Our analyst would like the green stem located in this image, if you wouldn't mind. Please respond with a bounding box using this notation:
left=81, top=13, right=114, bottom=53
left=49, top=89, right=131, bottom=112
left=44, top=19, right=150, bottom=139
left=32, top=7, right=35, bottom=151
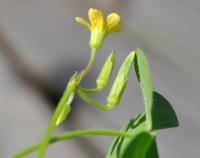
left=77, top=48, right=97, bottom=83
left=76, top=87, right=114, bottom=111
left=12, top=129, right=132, bottom=158
left=78, top=86, right=103, bottom=94
left=36, top=86, right=74, bottom=158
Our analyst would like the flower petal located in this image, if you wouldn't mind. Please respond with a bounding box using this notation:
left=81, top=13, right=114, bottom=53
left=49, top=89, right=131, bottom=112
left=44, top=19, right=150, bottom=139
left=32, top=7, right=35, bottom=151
left=75, top=17, right=91, bottom=30
left=107, top=13, right=123, bottom=33
left=88, top=8, right=105, bottom=31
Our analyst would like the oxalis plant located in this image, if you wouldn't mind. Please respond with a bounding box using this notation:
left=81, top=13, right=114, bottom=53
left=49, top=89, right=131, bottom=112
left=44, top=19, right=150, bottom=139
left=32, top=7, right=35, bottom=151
left=12, top=8, right=179, bottom=158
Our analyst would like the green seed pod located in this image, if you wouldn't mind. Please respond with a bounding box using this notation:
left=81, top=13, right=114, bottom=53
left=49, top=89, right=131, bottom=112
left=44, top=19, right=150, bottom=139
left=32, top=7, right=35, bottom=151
left=96, top=51, right=115, bottom=89
left=107, top=51, right=135, bottom=106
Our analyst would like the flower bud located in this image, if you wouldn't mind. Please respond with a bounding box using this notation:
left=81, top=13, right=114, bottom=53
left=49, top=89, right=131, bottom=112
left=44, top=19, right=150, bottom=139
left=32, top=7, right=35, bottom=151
left=56, top=92, right=75, bottom=126
left=107, top=73, right=127, bottom=106
left=107, top=51, right=135, bottom=106
left=96, top=51, right=115, bottom=88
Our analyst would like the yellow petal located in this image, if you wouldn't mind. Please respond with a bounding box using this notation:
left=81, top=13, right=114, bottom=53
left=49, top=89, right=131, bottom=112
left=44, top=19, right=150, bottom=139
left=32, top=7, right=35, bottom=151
left=75, top=17, right=91, bottom=30
left=107, top=13, right=123, bottom=33
left=88, top=8, right=105, bottom=31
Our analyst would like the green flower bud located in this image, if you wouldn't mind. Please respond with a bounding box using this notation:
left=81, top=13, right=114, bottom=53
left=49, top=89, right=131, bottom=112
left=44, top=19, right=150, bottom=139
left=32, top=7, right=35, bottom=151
left=107, top=73, right=127, bottom=106
left=56, top=103, right=71, bottom=126
left=96, top=51, right=115, bottom=88
left=107, top=51, right=135, bottom=106
left=56, top=92, right=75, bottom=126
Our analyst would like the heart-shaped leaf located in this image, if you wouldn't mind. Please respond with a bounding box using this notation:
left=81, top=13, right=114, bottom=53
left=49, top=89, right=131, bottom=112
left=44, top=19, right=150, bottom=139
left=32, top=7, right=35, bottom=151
left=152, top=91, right=179, bottom=130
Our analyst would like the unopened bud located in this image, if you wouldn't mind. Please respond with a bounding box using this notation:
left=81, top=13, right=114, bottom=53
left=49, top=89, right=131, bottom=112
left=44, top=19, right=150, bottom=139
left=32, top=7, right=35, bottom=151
left=56, top=92, right=75, bottom=126
left=96, top=51, right=115, bottom=88
left=107, top=51, right=135, bottom=106
left=107, top=73, right=127, bottom=106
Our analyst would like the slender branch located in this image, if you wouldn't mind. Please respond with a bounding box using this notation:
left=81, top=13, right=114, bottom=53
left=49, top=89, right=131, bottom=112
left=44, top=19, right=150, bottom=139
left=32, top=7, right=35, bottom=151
left=78, top=86, right=103, bottom=94
left=12, top=129, right=132, bottom=158
left=76, top=87, right=115, bottom=111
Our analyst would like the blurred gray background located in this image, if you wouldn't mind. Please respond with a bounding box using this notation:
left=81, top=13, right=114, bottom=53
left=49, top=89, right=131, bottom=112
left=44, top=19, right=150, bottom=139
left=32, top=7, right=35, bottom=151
left=0, top=0, right=199, bottom=157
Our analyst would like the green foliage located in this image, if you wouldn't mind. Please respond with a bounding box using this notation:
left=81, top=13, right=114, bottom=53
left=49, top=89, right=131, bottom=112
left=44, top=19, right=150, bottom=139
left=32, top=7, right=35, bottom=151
left=151, top=91, right=179, bottom=130
left=146, top=140, right=159, bottom=158
left=134, top=48, right=153, bottom=130
left=106, top=91, right=179, bottom=158
left=106, top=114, right=159, bottom=158
left=121, top=132, right=154, bottom=158
left=106, top=114, right=148, bottom=158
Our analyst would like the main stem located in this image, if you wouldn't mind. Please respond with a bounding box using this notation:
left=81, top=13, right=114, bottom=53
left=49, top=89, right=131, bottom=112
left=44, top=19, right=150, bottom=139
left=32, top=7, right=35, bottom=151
left=12, top=129, right=131, bottom=158
left=36, top=48, right=97, bottom=158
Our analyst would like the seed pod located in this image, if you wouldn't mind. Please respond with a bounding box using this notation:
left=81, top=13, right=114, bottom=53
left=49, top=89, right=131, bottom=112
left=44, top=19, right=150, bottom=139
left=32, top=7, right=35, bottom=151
left=96, top=51, right=115, bottom=89
left=107, top=51, right=135, bottom=106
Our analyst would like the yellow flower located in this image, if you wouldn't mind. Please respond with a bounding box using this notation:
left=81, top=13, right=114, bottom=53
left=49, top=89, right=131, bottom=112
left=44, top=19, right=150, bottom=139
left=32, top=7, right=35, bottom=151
left=75, top=8, right=123, bottom=49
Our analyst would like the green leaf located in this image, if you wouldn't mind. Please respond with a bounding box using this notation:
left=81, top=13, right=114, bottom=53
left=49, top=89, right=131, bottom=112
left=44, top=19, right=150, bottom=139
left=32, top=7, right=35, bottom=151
left=134, top=48, right=179, bottom=130
left=106, top=91, right=179, bottom=157
left=121, top=132, right=154, bottom=158
left=152, top=91, right=179, bottom=130
left=146, top=140, right=159, bottom=158
left=107, top=114, right=148, bottom=158
left=106, top=114, right=159, bottom=158
left=134, top=48, right=153, bottom=130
